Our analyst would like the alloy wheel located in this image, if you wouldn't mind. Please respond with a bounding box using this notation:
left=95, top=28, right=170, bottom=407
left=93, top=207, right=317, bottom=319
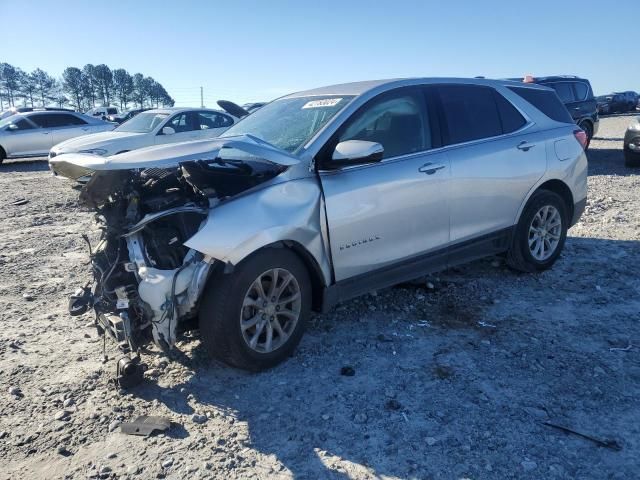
left=240, top=268, right=301, bottom=353
left=528, top=205, right=562, bottom=261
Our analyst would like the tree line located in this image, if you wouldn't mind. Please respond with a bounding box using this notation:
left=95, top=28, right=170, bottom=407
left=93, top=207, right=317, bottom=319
left=0, top=62, right=174, bottom=112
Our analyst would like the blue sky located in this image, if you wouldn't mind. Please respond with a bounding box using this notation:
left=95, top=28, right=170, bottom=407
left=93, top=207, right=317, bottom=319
left=1, top=0, right=637, bottom=105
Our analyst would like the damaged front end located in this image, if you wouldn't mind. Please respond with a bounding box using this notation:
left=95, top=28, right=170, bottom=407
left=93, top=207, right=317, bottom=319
left=63, top=140, right=289, bottom=358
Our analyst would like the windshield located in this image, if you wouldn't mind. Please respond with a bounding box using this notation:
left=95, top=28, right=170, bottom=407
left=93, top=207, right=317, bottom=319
left=116, top=112, right=169, bottom=133
left=220, top=95, right=355, bottom=153
left=0, top=115, right=22, bottom=128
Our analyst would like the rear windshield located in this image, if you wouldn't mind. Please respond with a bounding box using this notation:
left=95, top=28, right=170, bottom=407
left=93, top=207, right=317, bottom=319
left=507, top=87, right=573, bottom=124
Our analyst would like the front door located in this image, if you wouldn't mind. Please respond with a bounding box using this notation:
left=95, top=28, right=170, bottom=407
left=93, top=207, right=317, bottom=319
left=319, top=87, right=450, bottom=282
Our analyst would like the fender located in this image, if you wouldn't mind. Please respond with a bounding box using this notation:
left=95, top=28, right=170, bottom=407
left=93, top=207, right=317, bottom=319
left=184, top=177, right=332, bottom=285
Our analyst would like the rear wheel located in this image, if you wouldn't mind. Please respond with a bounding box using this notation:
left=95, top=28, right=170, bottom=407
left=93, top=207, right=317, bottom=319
left=579, top=121, right=593, bottom=150
left=0, top=147, right=5, bottom=165
left=507, top=190, right=568, bottom=272
left=199, top=248, right=311, bottom=371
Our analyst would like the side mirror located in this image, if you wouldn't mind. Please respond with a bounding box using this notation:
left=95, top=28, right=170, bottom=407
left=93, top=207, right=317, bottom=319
left=329, top=140, right=384, bottom=168
left=7, top=124, right=19, bottom=131
left=162, top=126, right=175, bottom=135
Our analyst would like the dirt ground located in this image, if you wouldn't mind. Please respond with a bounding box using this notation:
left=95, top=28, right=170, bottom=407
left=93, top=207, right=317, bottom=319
left=1, top=115, right=639, bottom=480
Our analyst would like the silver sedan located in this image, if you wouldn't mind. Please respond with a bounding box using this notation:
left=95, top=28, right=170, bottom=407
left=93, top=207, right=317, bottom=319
left=0, top=111, right=114, bottom=164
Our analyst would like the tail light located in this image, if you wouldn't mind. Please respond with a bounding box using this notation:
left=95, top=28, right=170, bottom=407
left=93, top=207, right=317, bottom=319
left=574, top=129, right=588, bottom=150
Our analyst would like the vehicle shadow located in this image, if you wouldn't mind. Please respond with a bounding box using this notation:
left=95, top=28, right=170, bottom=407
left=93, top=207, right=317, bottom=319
left=587, top=148, right=638, bottom=176
left=126, top=236, right=640, bottom=479
left=0, top=157, right=49, bottom=173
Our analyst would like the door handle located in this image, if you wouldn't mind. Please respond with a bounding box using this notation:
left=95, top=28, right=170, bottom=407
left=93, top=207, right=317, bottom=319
left=517, top=141, right=535, bottom=151
left=418, top=162, right=445, bottom=175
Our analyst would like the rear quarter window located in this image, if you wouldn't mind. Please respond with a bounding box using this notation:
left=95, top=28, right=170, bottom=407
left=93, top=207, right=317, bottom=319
left=507, top=87, right=574, bottom=124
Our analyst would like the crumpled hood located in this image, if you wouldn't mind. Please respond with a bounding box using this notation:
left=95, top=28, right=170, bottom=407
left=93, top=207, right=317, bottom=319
left=49, top=135, right=299, bottom=180
left=52, top=130, right=142, bottom=152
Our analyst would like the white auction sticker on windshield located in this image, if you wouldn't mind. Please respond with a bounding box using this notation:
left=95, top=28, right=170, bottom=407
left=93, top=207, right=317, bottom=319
left=302, top=98, right=343, bottom=109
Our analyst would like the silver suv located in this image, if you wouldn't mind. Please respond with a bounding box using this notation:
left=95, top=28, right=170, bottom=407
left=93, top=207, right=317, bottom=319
left=52, top=78, right=587, bottom=377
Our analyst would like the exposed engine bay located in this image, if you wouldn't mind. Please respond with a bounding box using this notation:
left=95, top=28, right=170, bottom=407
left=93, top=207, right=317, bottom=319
left=71, top=155, right=286, bottom=360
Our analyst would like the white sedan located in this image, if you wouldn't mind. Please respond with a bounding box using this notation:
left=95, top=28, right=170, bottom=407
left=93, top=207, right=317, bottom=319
left=49, top=107, right=238, bottom=160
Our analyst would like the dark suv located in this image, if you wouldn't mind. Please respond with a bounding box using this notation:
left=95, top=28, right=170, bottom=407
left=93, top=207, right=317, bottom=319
left=516, top=76, right=599, bottom=148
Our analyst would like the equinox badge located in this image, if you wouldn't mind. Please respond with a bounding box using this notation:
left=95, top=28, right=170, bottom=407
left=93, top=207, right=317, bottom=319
left=339, top=235, right=381, bottom=251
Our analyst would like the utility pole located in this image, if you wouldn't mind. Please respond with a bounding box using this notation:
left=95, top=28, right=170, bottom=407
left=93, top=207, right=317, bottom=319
left=200, top=86, right=204, bottom=108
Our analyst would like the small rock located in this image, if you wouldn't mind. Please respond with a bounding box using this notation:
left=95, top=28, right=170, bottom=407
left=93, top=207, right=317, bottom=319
left=54, top=410, right=70, bottom=421
left=63, top=398, right=74, bottom=408
left=22, top=293, right=34, bottom=301
left=340, top=366, right=355, bottom=376
left=127, top=465, right=140, bottom=475
left=8, top=386, right=21, bottom=397
left=321, top=414, right=330, bottom=421
left=57, top=446, right=72, bottom=456
left=161, top=458, right=174, bottom=469
left=203, top=461, right=213, bottom=470
left=98, top=466, right=112, bottom=475
left=192, top=414, right=207, bottom=424
left=105, top=452, right=117, bottom=459
left=385, top=399, right=402, bottom=411
left=521, top=460, right=537, bottom=472
left=353, top=413, right=368, bottom=424
left=426, top=437, right=437, bottom=446
left=108, top=420, right=120, bottom=432
left=426, top=281, right=435, bottom=290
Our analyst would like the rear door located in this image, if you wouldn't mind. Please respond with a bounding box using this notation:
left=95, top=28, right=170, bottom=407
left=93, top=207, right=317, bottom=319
left=436, top=84, right=547, bottom=251
left=319, top=86, right=450, bottom=282
left=44, top=113, right=92, bottom=145
left=544, top=82, right=579, bottom=122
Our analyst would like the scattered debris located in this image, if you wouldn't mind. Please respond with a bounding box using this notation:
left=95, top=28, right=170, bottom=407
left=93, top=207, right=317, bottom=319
left=11, top=198, right=28, bottom=206
left=478, top=321, right=496, bottom=328
left=120, top=416, right=171, bottom=436
left=543, top=421, right=622, bottom=451
left=609, top=342, right=633, bottom=352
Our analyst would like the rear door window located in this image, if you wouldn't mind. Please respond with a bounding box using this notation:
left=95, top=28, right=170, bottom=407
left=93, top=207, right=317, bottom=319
left=547, top=82, right=576, bottom=103
left=573, top=82, right=589, bottom=101
left=197, top=111, right=234, bottom=129
left=507, top=87, right=574, bottom=124
left=436, top=85, right=503, bottom=144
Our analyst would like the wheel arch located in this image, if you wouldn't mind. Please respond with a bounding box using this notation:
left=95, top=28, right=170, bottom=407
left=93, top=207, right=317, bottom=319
left=517, top=179, right=574, bottom=226
left=248, top=240, right=328, bottom=313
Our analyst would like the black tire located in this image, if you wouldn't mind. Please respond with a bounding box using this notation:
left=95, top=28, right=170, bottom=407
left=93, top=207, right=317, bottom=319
left=579, top=121, right=593, bottom=150
left=507, top=190, right=568, bottom=273
left=199, top=248, right=311, bottom=371
left=624, top=150, right=640, bottom=168
left=0, top=147, right=5, bottom=165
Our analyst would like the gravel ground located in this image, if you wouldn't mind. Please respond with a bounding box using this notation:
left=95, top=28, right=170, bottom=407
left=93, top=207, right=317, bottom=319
left=0, top=115, right=639, bottom=480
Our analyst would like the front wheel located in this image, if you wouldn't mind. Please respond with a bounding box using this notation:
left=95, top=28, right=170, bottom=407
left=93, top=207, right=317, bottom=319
left=199, top=248, right=311, bottom=371
left=507, top=190, right=568, bottom=273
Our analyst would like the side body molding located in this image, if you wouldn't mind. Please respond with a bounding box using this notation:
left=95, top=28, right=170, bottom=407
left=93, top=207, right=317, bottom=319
left=184, top=177, right=332, bottom=285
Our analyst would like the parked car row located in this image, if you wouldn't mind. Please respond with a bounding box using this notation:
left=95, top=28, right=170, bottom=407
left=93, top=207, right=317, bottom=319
left=49, top=77, right=589, bottom=381
left=596, top=91, right=639, bottom=114
left=49, top=107, right=240, bottom=178
left=0, top=111, right=115, bottom=162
